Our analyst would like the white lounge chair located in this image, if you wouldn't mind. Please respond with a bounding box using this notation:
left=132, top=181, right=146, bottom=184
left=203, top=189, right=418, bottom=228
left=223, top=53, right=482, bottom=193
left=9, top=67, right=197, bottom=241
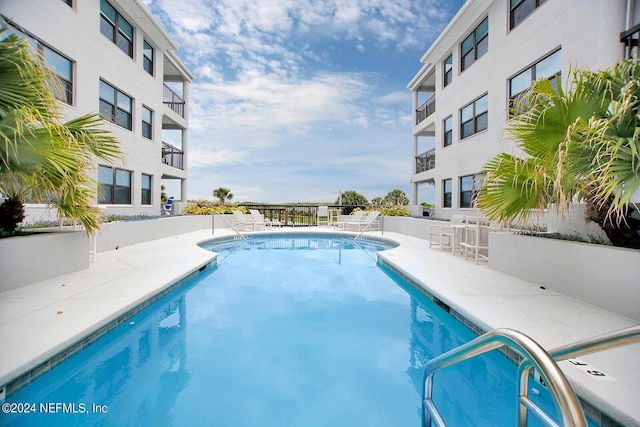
left=249, top=209, right=282, bottom=229
left=349, top=211, right=381, bottom=232
left=232, top=210, right=253, bottom=230
left=317, top=206, right=330, bottom=226
left=334, top=210, right=364, bottom=230
left=429, top=215, right=466, bottom=253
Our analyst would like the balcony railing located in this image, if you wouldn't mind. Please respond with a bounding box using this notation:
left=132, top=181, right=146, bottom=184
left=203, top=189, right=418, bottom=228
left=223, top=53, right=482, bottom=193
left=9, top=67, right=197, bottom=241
left=163, top=84, right=185, bottom=117
left=621, top=22, right=640, bottom=59
left=416, top=148, right=435, bottom=173
left=416, top=93, right=436, bottom=125
left=162, top=142, right=184, bottom=170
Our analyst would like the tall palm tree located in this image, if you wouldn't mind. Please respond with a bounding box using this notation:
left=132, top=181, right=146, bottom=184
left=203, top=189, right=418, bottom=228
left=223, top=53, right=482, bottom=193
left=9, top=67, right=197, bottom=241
left=213, top=187, right=233, bottom=205
left=0, top=25, right=121, bottom=233
left=477, top=60, right=640, bottom=248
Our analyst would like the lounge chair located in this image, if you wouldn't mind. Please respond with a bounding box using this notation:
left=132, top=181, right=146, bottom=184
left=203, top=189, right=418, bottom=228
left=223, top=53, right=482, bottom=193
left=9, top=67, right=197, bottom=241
left=428, top=214, right=466, bottom=253
left=348, top=211, right=380, bottom=232
left=232, top=210, right=253, bottom=230
left=249, top=209, right=282, bottom=229
left=334, top=210, right=364, bottom=230
left=163, top=196, right=174, bottom=215
left=317, top=206, right=330, bottom=226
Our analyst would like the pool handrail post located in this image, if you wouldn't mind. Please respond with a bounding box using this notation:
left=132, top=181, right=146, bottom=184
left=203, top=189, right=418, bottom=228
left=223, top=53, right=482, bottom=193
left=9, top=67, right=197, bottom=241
left=214, top=213, right=247, bottom=240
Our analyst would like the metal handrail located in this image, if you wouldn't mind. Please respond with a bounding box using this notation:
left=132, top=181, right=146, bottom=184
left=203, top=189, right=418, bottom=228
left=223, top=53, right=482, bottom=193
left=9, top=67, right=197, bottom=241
left=214, top=213, right=247, bottom=241
left=422, top=328, right=587, bottom=427
left=354, top=212, right=381, bottom=240
left=549, top=325, right=640, bottom=362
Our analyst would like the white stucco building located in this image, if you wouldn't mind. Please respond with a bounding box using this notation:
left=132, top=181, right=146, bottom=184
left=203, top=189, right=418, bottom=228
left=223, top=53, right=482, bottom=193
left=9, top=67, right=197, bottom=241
left=409, top=0, right=640, bottom=220
left=0, top=0, right=193, bottom=218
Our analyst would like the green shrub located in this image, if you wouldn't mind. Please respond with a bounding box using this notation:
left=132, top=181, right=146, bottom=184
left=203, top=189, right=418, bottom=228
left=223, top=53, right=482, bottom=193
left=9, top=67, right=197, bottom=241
left=184, top=203, right=247, bottom=215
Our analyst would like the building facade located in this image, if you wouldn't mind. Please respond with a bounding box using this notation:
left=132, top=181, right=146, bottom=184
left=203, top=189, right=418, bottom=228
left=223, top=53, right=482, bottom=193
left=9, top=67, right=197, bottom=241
left=1, top=0, right=193, bottom=218
left=409, top=0, right=640, bottom=220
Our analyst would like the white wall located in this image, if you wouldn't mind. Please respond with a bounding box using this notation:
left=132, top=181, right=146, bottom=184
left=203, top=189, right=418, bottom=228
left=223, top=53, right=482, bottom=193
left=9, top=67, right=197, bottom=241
left=0, top=231, right=89, bottom=291
left=489, top=232, right=640, bottom=321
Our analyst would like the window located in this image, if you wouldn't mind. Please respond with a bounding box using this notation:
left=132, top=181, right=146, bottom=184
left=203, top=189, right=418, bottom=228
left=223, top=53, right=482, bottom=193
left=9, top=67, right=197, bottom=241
left=461, top=17, right=488, bottom=72
left=443, top=179, right=452, bottom=208
left=443, top=54, right=453, bottom=87
left=98, top=166, right=132, bottom=204
left=142, top=106, right=153, bottom=139
left=459, top=175, right=479, bottom=208
left=62, top=0, right=72, bottom=6
left=460, top=94, right=488, bottom=139
left=443, top=116, right=453, bottom=147
left=143, top=40, right=154, bottom=75
left=510, top=0, right=546, bottom=29
left=141, top=174, right=152, bottom=205
left=509, top=49, right=561, bottom=115
left=100, top=0, right=134, bottom=57
left=6, top=25, right=73, bottom=104
left=99, top=80, right=133, bottom=130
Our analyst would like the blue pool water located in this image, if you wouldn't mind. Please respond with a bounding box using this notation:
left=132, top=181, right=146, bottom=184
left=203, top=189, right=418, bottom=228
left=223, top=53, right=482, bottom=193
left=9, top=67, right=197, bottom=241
left=3, top=234, right=586, bottom=426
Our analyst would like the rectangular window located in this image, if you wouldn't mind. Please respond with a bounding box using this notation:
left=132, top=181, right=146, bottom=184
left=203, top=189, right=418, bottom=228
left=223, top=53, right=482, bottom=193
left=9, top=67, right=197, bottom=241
left=460, top=94, right=488, bottom=139
left=100, top=0, right=134, bottom=57
left=142, top=106, right=153, bottom=139
left=99, top=80, right=133, bottom=130
left=143, top=40, right=154, bottom=75
left=461, top=17, right=488, bottom=72
left=459, top=175, right=476, bottom=208
left=141, top=174, right=152, bottom=205
left=6, top=24, right=73, bottom=105
left=509, top=49, right=561, bottom=115
left=443, top=116, right=453, bottom=147
left=443, top=179, right=452, bottom=208
left=443, top=54, right=453, bottom=87
left=98, top=166, right=132, bottom=204
left=510, top=0, right=546, bottom=29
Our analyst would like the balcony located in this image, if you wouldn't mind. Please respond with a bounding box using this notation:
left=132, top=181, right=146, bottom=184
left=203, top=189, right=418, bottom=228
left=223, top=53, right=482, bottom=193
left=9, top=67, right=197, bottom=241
left=162, top=142, right=184, bottom=170
left=416, top=148, right=435, bottom=173
left=163, top=84, right=185, bottom=117
left=416, top=93, right=436, bottom=125
left=621, top=22, right=640, bottom=59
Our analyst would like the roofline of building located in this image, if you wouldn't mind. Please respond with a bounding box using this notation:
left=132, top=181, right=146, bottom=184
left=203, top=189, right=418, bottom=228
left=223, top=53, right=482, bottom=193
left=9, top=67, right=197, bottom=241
left=419, top=0, right=489, bottom=65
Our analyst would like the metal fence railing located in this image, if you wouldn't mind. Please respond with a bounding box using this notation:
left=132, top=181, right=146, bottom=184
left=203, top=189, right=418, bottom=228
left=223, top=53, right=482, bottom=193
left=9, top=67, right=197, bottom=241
left=239, top=204, right=367, bottom=227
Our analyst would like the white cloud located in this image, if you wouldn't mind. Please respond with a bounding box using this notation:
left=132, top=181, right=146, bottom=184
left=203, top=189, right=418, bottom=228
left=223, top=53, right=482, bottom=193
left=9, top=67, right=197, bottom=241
left=146, top=0, right=465, bottom=202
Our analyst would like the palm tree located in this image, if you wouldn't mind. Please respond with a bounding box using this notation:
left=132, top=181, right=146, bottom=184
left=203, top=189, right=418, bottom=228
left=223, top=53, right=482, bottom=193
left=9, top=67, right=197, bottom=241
left=0, top=25, right=121, bottom=233
left=477, top=59, right=640, bottom=248
left=384, top=189, right=410, bottom=206
left=213, top=187, right=233, bottom=205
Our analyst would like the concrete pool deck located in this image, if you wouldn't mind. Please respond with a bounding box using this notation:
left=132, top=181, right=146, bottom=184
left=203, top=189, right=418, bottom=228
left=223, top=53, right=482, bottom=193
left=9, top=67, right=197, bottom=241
left=0, top=228, right=638, bottom=426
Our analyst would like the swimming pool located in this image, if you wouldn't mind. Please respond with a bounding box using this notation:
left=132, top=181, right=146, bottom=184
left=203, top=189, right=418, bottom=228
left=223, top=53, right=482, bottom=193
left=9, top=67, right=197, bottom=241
left=2, top=234, right=586, bottom=426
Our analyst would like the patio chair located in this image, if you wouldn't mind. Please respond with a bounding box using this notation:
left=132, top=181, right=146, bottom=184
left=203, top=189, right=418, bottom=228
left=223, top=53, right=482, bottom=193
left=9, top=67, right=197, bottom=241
left=163, top=196, right=174, bottom=215
left=460, top=218, right=504, bottom=264
left=249, top=209, right=283, bottom=229
left=232, top=210, right=253, bottom=230
left=334, top=210, right=364, bottom=230
left=317, top=206, right=330, bottom=226
left=428, top=215, right=466, bottom=253
left=350, top=211, right=381, bottom=232
left=343, top=211, right=380, bottom=231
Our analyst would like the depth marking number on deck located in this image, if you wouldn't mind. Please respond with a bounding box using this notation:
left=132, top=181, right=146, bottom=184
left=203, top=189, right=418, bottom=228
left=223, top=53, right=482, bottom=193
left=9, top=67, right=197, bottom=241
left=567, top=358, right=615, bottom=381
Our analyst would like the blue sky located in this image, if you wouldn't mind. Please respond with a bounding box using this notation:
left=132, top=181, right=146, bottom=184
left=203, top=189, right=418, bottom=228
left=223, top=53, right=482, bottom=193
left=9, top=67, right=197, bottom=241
left=143, top=0, right=465, bottom=203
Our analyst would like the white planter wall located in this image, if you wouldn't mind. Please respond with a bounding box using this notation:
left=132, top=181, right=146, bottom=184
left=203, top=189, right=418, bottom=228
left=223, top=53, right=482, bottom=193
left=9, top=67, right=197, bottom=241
left=0, top=231, right=89, bottom=292
left=489, top=232, right=640, bottom=321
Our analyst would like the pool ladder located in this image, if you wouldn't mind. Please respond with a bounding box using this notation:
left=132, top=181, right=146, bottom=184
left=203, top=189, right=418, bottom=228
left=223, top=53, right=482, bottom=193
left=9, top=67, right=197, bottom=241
left=421, top=325, right=640, bottom=427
